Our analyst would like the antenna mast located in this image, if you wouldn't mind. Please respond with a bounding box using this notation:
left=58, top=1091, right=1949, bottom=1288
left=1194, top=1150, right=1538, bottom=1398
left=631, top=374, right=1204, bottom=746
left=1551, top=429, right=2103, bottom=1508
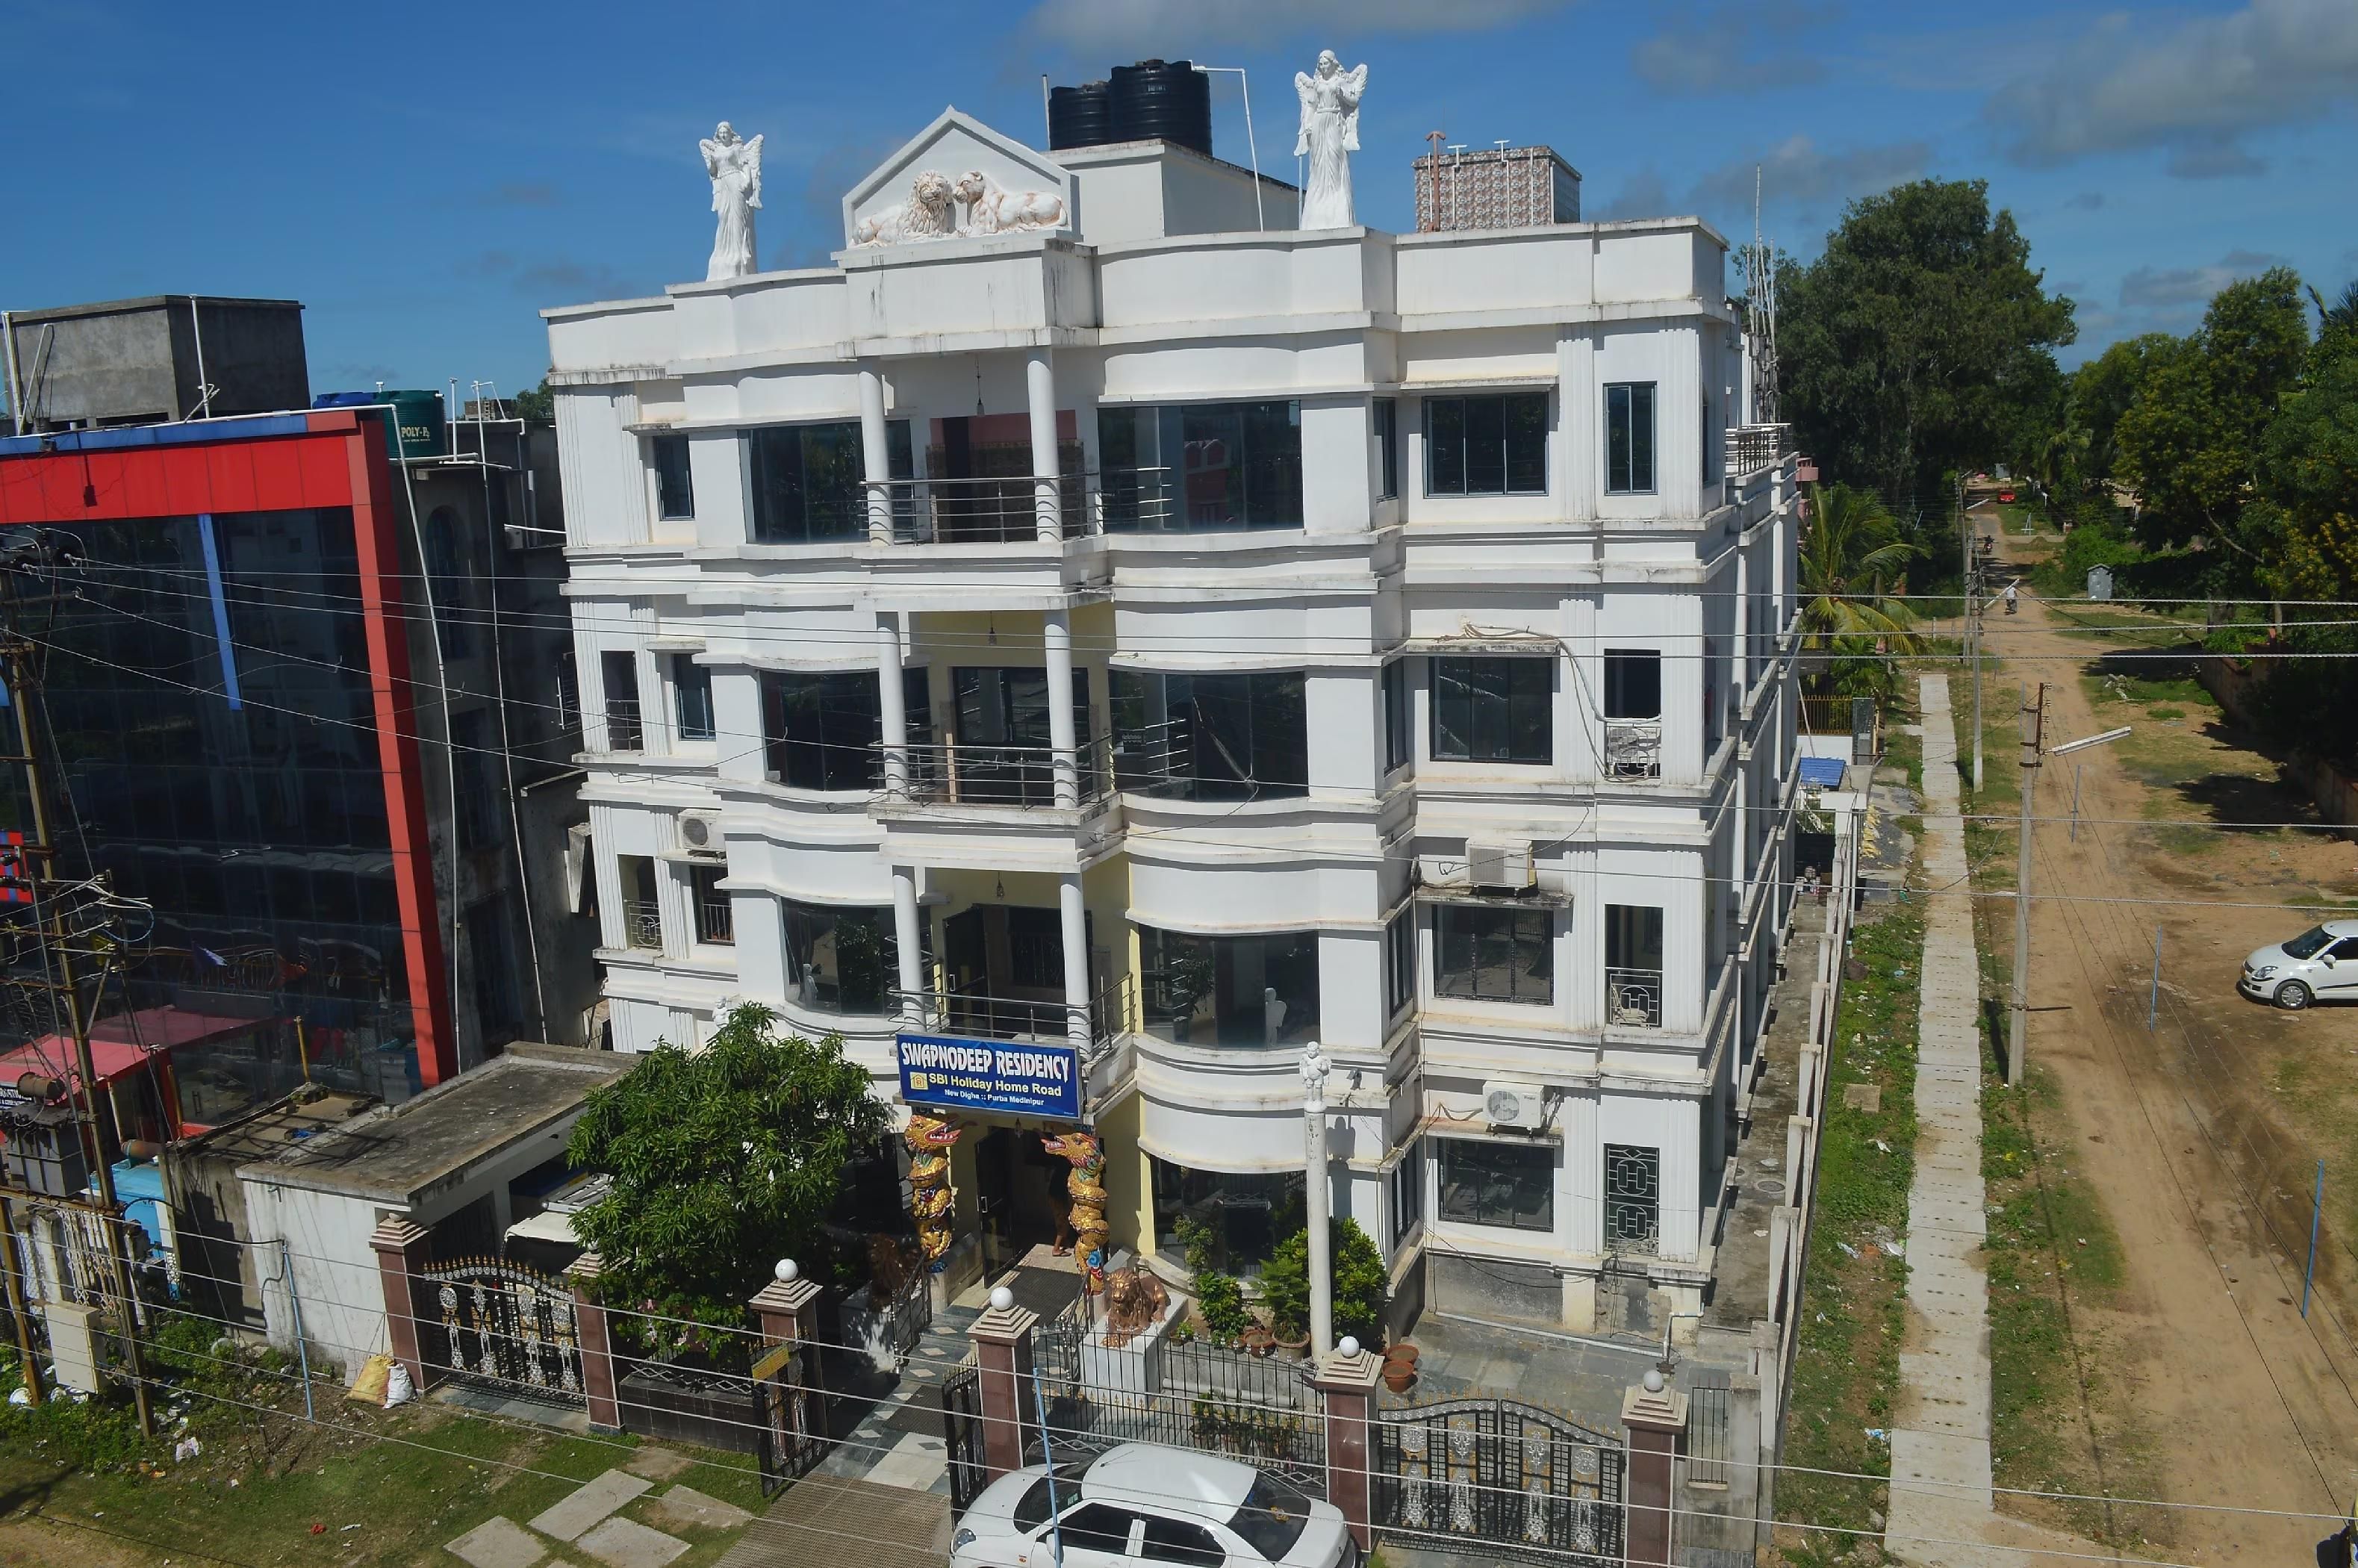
left=1743, top=164, right=1781, bottom=426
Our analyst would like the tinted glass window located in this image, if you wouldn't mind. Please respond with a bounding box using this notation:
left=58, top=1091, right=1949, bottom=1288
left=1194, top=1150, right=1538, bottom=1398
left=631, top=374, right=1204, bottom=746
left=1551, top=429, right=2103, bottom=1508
left=1142, top=1516, right=1225, bottom=1567
left=1431, top=658, right=1552, bottom=765
left=1139, top=927, right=1321, bottom=1048
left=1375, top=396, right=1399, bottom=501
left=1425, top=393, right=1547, bottom=496
left=1382, top=659, right=1410, bottom=774
left=653, top=434, right=694, bottom=520
left=1227, top=1472, right=1312, bottom=1561
left=2283, top=927, right=2333, bottom=959
left=748, top=423, right=865, bottom=543
left=1110, top=671, right=1307, bottom=801
left=1058, top=1505, right=1137, bottom=1555
left=1603, top=650, right=1662, bottom=719
left=1097, top=401, right=1302, bottom=531
left=1434, top=904, right=1553, bottom=1005
left=783, top=902, right=896, bottom=1014
left=1607, top=382, right=1657, bottom=494
left=1437, top=1137, right=1555, bottom=1231
left=673, top=658, right=715, bottom=742
left=761, top=671, right=883, bottom=791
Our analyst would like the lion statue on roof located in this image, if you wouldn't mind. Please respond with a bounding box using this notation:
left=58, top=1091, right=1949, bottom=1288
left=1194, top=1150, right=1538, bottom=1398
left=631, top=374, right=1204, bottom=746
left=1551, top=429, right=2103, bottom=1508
left=853, top=169, right=959, bottom=246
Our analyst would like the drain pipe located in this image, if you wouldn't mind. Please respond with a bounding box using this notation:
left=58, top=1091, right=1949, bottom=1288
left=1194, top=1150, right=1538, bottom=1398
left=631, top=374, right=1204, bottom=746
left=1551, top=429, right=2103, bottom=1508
left=264, top=1239, right=315, bottom=1422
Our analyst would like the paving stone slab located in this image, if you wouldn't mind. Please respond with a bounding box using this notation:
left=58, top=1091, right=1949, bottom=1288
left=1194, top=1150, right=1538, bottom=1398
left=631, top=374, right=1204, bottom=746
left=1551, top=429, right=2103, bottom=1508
left=530, top=1470, right=654, bottom=1543
left=445, top=1516, right=547, bottom=1568
left=648, top=1484, right=754, bottom=1531
left=577, top=1516, right=690, bottom=1568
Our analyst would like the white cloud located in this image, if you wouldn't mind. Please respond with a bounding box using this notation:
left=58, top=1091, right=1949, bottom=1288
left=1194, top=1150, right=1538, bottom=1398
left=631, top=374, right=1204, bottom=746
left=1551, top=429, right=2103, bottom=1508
left=1587, top=169, right=1674, bottom=223
left=1630, top=1, right=1837, bottom=96
left=1689, top=134, right=1931, bottom=212
left=1986, top=0, right=2358, bottom=176
left=1021, top=0, right=1572, bottom=54
left=2117, top=249, right=2289, bottom=310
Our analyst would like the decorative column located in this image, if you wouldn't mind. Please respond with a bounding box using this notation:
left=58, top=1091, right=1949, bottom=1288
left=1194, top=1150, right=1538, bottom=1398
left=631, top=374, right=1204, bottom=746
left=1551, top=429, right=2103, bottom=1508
left=1026, top=349, right=1060, bottom=542
left=566, top=1252, right=621, bottom=1433
left=968, top=1286, right=1039, bottom=1481
left=894, top=867, right=925, bottom=1025
left=368, top=1216, right=435, bottom=1393
left=1310, top=1337, right=1382, bottom=1549
left=877, top=612, right=909, bottom=797
left=1045, top=609, right=1079, bottom=809
left=1301, top=1041, right=1333, bottom=1355
left=1622, top=1368, right=1688, bottom=1568
left=859, top=367, right=893, bottom=543
left=1058, top=871, right=1090, bottom=1053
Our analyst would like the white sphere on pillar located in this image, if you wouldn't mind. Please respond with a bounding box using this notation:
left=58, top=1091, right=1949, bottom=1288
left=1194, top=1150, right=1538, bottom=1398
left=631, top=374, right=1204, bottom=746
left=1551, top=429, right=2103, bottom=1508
left=774, top=1259, right=799, bottom=1283
left=990, top=1285, right=1015, bottom=1312
left=1337, top=1336, right=1360, bottom=1358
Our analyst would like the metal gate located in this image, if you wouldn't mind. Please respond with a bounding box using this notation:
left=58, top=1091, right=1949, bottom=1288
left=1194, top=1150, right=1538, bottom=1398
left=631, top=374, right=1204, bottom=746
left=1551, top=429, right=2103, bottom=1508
left=754, top=1340, right=829, bottom=1499
left=942, top=1363, right=988, bottom=1516
left=1372, top=1399, right=1623, bottom=1564
left=420, top=1258, right=582, bottom=1401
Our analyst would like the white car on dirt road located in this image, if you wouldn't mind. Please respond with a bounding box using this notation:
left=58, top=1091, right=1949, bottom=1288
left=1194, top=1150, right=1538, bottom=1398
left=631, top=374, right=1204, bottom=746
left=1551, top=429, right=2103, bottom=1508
left=2239, top=921, right=2358, bottom=1009
left=950, top=1443, right=1356, bottom=1568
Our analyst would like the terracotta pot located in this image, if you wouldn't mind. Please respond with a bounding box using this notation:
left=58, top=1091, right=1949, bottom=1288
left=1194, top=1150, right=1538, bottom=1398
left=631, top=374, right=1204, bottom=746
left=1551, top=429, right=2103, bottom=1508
left=1275, top=1329, right=1310, bottom=1357
left=1382, top=1360, right=1416, bottom=1393
left=1243, top=1326, right=1276, bottom=1358
left=1384, top=1342, right=1419, bottom=1366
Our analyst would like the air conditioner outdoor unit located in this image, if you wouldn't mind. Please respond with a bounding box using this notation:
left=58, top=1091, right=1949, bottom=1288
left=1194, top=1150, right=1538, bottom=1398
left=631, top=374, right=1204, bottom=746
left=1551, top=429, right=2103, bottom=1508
left=1464, top=840, right=1534, bottom=890
left=1481, top=1079, right=1547, bottom=1131
left=675, top=810, right=725, bottom=854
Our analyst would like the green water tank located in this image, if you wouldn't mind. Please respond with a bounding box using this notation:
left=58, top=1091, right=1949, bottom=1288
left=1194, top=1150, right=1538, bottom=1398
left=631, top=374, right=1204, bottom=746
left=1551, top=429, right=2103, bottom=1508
left=382, top=389, right=447, bottom=460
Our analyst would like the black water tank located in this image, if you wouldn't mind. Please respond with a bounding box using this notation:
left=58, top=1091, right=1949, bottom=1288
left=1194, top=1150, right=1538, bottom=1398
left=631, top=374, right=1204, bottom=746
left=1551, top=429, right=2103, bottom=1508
left=1108, top=59, right=1212, bottom=156
left=1048, top=81, right=1113, bottom=150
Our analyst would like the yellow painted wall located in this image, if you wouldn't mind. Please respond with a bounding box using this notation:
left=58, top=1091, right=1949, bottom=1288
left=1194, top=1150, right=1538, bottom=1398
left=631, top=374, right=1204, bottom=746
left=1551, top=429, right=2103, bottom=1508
left=1095, top=1090, right=1154, bottom=1260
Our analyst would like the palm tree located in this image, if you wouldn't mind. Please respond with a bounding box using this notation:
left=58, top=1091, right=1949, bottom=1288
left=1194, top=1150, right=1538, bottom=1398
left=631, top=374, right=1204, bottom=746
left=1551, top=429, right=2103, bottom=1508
left=1797, top=484, right=1923, bottom=701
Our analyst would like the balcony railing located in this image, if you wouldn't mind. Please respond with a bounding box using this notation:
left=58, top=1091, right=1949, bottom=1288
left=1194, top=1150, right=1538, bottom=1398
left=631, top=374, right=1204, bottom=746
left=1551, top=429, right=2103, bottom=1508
left=1724, top=423, right=1791, bottom=479
left=880, top=734, right=1115, bottom=810
left=620, top=897, right=662, bottom=951
left=693, top=896, right=734, bottom=945
left=1603, top=718, right=1663, bottom=780
left=1605, top=966, right=1664, bottom=1029
left=864, top=473, right=1093, bottom=544
left=604, top=700, right=645, bottom=753
left=889, top=975, right=1132, bottom=1060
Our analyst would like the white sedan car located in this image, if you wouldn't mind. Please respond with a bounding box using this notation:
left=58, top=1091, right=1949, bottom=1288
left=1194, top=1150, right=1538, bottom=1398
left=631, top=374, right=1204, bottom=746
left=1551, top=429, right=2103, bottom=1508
left=2240, top=920, right=2358, bottom=1009
left=950, top=1443, right=1356, bottom=1568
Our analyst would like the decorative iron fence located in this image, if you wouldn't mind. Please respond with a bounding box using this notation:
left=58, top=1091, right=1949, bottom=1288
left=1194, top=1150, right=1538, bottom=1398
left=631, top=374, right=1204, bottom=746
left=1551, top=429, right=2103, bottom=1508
left=756, top=1341, right=830, bottom=1498
left=943, top=1363, right=989, bottom=1516
left=620, top=898, right=662, bottom=951
left=417, top=1257, right=583, bottom=1402
left=1602, top=719, right=1662, bottom=780
left=1372, top=1398, right=1623, bottom=1564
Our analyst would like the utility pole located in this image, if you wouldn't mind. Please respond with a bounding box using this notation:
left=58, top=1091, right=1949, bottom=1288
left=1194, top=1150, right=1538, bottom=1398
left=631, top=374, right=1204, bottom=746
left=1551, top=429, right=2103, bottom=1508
left=3, top=639, right=153, bottom=1433
left=1969, top=526, right=1985, bottom=794
left=2008, top=685, right=2042, bottom=1088
left=1300, top=1041, right=1333, bottom=1357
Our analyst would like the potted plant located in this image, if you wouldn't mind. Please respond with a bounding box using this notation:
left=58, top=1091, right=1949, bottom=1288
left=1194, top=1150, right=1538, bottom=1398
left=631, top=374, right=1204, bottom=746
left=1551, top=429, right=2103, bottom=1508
left=1242, top=1321, right=1277, bottom=1358
left=1260, top=1218, right=1390, bottom=1352
left=1194, top=1270, right=1249, bottom=1347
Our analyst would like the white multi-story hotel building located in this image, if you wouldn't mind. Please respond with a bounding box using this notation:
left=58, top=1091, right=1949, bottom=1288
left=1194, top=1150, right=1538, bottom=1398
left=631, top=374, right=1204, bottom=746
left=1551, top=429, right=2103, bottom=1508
left=541, top=105, right=1801, bottom=1338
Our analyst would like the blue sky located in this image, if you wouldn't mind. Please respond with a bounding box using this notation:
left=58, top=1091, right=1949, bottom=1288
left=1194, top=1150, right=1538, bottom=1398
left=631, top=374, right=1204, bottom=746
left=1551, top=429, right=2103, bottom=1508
left=5, top=0, right=2354, bottom=397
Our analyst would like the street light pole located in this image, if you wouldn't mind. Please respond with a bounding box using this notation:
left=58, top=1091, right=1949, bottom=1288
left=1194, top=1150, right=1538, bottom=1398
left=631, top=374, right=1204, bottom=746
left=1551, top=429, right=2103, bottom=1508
left=2008, top=685, right=2042, bottom=1088
left=1301, top=1041, right=1333, bottom=1357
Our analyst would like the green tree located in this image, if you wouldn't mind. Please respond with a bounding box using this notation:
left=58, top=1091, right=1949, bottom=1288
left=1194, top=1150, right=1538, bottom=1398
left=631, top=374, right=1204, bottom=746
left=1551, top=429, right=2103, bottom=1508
left=1780, top=178, right=2077, bottom=508
left=2261, top=334, right=2358, bottom=601
left=1260, top=1219, right=1387, bottom=1347
left=1796, top=484, right=1921, bottom=700
left=2065, top=334, right=2182, bottom=486
left=511, top=379, right=556, bottom=424
left=565, top=1004, right=889, bottom=1353
left=2114, top=268, right=2309, bottom=586
left=2311, top=277, right=2358, bottom=373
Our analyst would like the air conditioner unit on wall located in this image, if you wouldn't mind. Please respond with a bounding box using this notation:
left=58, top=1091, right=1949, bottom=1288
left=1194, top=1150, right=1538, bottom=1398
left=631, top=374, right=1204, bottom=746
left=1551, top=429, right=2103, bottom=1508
left=1481, top=1079, right=1547, bottom=1131
left=1465, top=840, right=1534, bottom=890
left=675, top=810, right=724, bottom=854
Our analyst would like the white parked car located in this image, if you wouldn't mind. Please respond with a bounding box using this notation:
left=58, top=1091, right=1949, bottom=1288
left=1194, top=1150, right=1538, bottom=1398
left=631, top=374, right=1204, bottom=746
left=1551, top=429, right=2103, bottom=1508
left=950, top=1443, right=1355, bottom=1568
left=2240, top=921, right=2358, bottom=1009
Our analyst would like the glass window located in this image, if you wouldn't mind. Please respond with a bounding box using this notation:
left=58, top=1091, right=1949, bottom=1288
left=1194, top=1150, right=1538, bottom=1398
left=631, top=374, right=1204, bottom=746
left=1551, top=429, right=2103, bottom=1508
left=1096, top=401, right=1303, bottom=531
left=618, top=853, right=661, bottom=949
left=1139, top=926, right=1320, bottom=1047
left=423, top=505, right=474, bottom=658
left=652, top=434, right=694, bottom=520
left=1603, top=650, right=1663, bottom=719
left=1430, top=657, right=1552, bottom=765
left=1056, top=1505, right=1138, bottom=1556
left=1390, top=1138, right=1424, bottom=1248
left=1012, top=1463, right=1092, bottom=1534
left=2282, top=926, right=2333, bottom=959
left=1437, top=1138, right=1554, bottom=1231
left=1606, top=903, right=1666, bottom=1028
left=1150, top=1160, right=1304, bottom=1277
left=1381, top=659, right=1410, bottom=774
left=1227, top=1472, right=1313, bottom=1563
left=760, top=671, right=885, bottom=792
left=1374, top=397, right=1399, bottom=501
left=783, top=901, right=897, bottom=1013
left=1434, top=904, right=1553, bottom=1005
left=691, top=865, right=732, bottom=945
left=1384, top=908, right=1416, bottom=1019
left=747, top=422, right=868, bottom=543
left=672, top=656, right=715, bottom=743
left=1142, top=1516, right=1225, bottom=1567
left=1424, top=393, right=1548, bottom=496
left=1110, top=671, right=1307, bottom=801
left=1606, top=382, right=1657, bottom=494
left=601, top=650, right=643, bottom=752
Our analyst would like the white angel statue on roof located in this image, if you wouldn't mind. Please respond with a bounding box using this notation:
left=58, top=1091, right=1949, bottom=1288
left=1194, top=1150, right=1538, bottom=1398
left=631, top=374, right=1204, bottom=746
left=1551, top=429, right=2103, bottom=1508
left=1295, top=51, right=1367, bottom=230
left=701, top=121, right=765, bottom=281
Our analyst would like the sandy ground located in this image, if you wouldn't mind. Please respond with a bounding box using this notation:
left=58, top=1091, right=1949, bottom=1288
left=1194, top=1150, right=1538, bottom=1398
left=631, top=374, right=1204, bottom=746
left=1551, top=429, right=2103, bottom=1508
left=1991, top=578, right=2358, bottom=1561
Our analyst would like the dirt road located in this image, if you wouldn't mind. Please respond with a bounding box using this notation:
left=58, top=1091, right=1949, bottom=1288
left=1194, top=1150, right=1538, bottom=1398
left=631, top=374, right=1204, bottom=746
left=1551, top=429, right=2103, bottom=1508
left=1994, top=585, right=2358, bottom=1558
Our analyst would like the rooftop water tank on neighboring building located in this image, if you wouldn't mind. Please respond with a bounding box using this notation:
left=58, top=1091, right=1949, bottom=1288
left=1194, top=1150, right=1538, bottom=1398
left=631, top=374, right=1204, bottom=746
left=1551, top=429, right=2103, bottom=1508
left=1413, top=145, right=1583, bottom=231
left=1050, top=60, right=1212, bottom=158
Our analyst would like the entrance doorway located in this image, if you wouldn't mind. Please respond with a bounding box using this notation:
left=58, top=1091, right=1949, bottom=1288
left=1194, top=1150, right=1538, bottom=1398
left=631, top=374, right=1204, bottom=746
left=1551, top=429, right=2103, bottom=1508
left=940, top=904, right=1093, bottom=1039
left=973, top=1125, right=1071, bottom=1273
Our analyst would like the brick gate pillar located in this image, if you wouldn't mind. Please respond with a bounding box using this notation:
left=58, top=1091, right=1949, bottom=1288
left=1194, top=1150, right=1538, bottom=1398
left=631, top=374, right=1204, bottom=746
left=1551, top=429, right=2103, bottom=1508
left=750, top=1258, right=826, bottom=1404
left=566, top=1252, right=620, bottom=1432
left=1623, top=1369, right=1689, bottom=1568
left=367, top=1216, right=435, bottom=1393
left=1310, top=1337, right=1383, bottom=1549
left=968, top=1286, right=1039, bottom=1481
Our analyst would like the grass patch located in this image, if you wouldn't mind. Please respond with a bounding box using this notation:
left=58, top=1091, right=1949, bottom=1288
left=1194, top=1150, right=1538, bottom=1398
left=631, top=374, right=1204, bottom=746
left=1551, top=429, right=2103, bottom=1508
left=1773, top=896, right=1926, bottom=1562
left=0, top=1316, right=763, bottom=1567
left=1979, top=974, right=2162, bottom=1549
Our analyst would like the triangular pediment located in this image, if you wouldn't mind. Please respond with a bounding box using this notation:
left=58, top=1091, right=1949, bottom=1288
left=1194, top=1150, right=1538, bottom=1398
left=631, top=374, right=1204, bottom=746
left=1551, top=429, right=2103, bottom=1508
left=841, top=108, right=1074, bottom=249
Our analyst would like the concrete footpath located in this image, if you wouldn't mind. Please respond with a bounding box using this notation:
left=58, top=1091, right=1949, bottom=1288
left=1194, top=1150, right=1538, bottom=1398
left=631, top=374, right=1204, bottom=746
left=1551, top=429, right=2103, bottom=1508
left=1885, top=675, right=2117, bottom=1568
